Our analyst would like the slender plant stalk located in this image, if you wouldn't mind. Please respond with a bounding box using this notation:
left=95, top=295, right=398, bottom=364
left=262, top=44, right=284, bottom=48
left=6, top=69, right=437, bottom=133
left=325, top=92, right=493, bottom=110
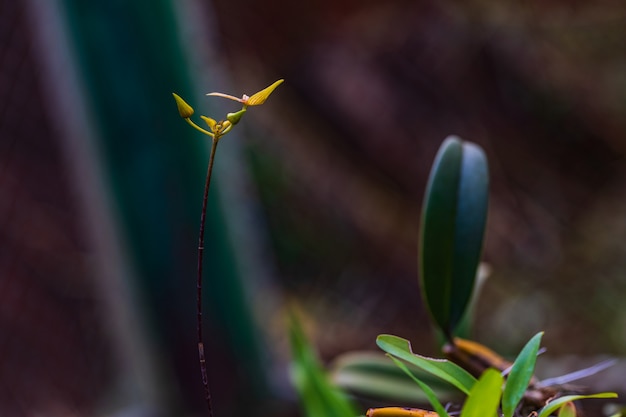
left=173, top=79, right=283, bottom=417
left=197, top=136, right=219, bottom=417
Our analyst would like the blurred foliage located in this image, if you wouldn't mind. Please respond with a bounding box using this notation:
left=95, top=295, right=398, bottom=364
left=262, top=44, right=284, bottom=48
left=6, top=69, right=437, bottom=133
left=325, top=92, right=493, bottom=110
left=4, top=0, right=626, bottom=415
left=330, top=352, right=462, bottom=405
left=210, top=0, right=626, bottom=360
left=289, top=314, right=358, bottom=417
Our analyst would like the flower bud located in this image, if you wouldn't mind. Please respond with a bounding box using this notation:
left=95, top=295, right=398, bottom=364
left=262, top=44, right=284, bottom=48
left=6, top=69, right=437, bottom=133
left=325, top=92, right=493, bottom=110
left=206, top=79, right=284, bottom=106
left=200, top=115, right=217, bottom=131
left=246, top=79, right=284, bottom=105
left=226, top=108, right=247, bottom=125
left=172, top=93, right=194, bottom=118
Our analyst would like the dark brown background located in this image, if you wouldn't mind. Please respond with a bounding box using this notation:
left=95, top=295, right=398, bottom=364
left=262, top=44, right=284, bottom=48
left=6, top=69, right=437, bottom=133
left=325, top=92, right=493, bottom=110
left=1, top=0, right=625, bottom=416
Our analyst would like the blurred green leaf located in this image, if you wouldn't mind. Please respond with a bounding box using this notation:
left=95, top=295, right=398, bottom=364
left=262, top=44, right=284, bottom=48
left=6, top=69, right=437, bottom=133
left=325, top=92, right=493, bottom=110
left=376, top=334, right=476, bottom=395
left=387, top=355, right=450, bottom=417
left=537, top=393, right=618, bottom=417
left=419, top=136, right=489, bottom=337
left=502, top=332, right=543, bottom=417
left=331, top=352, right=460, bottom=404
left=289, top=314, right=357, bottom=417
left=557, top=402, right=577, bottom=417
left=460, top=368, right=503, bottom=417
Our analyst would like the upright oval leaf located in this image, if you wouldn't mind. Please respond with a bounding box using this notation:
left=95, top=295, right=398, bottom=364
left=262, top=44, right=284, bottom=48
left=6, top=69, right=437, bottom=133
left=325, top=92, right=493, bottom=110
left=502, top=332, right=543, bottom=417
left=420, top=137, right=489, bottom=337
left=460, top=368, right=503, bottom=417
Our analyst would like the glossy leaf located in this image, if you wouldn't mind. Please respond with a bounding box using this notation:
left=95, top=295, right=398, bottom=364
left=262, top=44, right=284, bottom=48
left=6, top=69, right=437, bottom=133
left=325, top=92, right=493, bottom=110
left=460, top=368, right=503, bottom=417
left=377, top=334, right=477, bottom=394
left=419, top=137, right=489, bottom=336
left=387, top=354, right=450, bottom=417
left=537, top=393, right=618, bottom=417
left=502, top=332, right=543, bottom=417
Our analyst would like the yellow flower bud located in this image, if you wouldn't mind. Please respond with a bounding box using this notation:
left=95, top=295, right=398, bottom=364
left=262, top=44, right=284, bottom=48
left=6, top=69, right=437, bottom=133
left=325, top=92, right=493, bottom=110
left=200, top=115, right=217, bottom=131
left=172, top=93, right=194, bottom=118
left=206, top=79, right=284, bottom=106
left=246, top=79, right=284, bottom=105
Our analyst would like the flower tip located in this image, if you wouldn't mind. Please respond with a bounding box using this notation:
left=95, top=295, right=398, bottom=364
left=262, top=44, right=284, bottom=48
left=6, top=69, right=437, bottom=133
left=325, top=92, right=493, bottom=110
left=200, top=115, right=217, bottom=131
left=246, top=79, right=284, bottom=106
left=172, top=93, right=194, bottom=118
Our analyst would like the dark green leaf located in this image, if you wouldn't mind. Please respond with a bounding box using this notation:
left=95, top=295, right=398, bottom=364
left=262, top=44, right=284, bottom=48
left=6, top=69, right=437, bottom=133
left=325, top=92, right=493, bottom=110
left=419, top=137, right=489, bottom=336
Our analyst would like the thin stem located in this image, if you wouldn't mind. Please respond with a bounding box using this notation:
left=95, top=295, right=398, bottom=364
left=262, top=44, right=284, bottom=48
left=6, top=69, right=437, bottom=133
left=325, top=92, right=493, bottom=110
left=197, top=136, right=220, bottom=417
left=186, top=117, right=215, bottom=137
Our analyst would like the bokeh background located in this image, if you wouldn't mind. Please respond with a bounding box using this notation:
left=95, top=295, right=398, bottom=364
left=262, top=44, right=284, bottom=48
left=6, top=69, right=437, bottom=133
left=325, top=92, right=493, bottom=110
left=1, top=0, right=625, bottom=416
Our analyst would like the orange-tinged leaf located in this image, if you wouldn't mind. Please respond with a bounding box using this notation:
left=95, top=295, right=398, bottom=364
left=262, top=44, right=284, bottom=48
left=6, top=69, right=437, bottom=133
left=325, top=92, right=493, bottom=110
left=443, top=338, right=512, bottom=377
left=367, top=407, right=439, bottom=417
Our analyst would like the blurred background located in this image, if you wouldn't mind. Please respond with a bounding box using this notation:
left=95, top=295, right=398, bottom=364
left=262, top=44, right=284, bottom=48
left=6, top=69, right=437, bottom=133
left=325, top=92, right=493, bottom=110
left=1, top=0, right=625, bottom=416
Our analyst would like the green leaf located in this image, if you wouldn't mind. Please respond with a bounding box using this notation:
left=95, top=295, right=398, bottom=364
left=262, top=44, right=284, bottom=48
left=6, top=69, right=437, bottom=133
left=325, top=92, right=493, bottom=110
left=537, top=393, right=618, bottom=417
left=387, top=355, right=450, bottom=417
left=557, top=402, right=577, bottom=417
left=502, top=332, right=544, bottom=417
left=330, top=352, right=460, bottom=404
left=376, top=334, right=477, bottom=394
left=289, top=314, right=357, bottom=417
left=460, top=368, right=503, bottom=417
left=419, top=137, right=489, bottom=337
